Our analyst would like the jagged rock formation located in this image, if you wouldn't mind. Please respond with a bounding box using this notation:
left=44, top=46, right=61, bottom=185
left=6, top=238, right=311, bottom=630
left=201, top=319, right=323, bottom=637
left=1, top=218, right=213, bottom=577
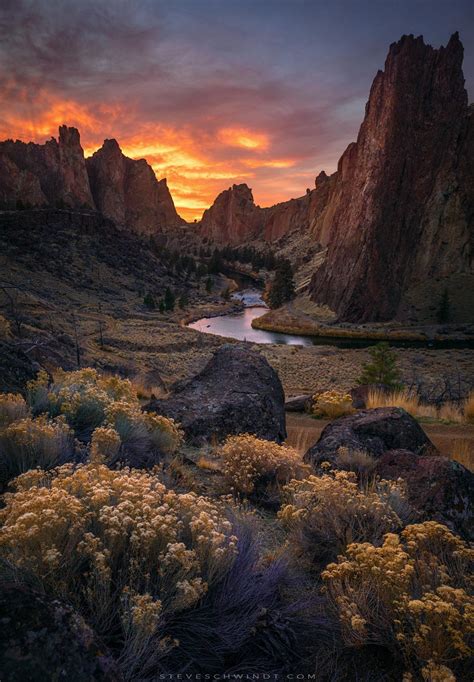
left=0, top=127, right=183, bottom=235
left=199, top=183, right=319, bottom=244
left=199, top=184, right=262, bottom=244
left=86, top=139, right=184, bottom=235
left=0, top=125, right=94, bottom=208
left=309, top=33, right=474, bottom=322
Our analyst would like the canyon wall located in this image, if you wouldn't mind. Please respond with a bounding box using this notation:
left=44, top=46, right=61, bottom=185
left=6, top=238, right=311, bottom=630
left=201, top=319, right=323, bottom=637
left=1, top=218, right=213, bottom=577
left=200, top=34, right=473, bottom=323
left=309, top=33, right=474, bottom=322
left=198, top=182, right=324, bottom=245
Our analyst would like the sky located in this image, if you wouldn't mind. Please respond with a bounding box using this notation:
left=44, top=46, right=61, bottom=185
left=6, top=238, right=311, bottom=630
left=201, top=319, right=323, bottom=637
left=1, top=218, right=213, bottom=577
left=0, top=0, right=473, bottom=221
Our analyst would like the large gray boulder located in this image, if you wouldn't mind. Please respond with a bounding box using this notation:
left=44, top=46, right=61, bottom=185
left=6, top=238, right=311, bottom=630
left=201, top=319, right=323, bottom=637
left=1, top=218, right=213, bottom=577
left=144, top=344, right=286, bottom=445
left=304, top=407, right=436, bottom=468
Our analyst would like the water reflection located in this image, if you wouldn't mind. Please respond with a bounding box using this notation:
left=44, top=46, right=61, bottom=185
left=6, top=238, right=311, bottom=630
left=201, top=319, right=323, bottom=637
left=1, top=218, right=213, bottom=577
left=188, top=306, right=314, bottom=346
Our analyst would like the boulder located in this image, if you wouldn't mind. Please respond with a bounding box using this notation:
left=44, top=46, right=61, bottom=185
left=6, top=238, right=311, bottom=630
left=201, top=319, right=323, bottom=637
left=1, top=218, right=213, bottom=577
left=374, top=450, right=474, bottom=540
left=284, top=394, right=312, bottom=412
left=304, top=407, right=436, bottom=468
left=0, top=574, right=120, bottom=681
left=144, top=344, right=286, bottom=445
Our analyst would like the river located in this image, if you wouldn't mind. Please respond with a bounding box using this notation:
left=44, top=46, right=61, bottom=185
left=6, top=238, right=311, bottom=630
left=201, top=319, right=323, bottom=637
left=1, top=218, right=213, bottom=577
left=187, top=289, right=474, bottom=349
left=188, top=289, right=314, bottom=346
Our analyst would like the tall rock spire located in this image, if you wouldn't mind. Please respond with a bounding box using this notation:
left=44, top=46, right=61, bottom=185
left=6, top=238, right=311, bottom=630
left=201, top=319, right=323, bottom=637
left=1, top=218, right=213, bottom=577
left=309, top=33, right=473, bottom=322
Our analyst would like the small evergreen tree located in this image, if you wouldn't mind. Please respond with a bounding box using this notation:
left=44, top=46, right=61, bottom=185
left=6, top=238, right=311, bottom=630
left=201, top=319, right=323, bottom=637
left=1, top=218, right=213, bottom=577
left=159, top=299, right=166, bottom=314
left=357, top=342, right=402, bottom=388
left=221, top=287, right=231, bottom=301
left=179, top=292, right=189, bottom=309
left=164, top=287, right=175, bottom=311
left=143, top=292, right=156, bottom=309
left=205, top=276, right=213, bottom=293
left=208, top=248, right=223, bottom=274
left=437, top=288, right=450, bottom=324
left=267, top=259, right=295, bottom=309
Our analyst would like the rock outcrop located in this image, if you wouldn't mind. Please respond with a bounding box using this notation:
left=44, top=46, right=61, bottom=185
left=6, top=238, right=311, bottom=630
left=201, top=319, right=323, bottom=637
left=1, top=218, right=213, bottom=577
left=0, top=125, right=94, bottom=208
left=0, top=127, right=184, bottom=235
left=199, top=184, right=262, bottom=244
left=303, top=407, right=436, bottom=468
left=198, top=183, right=320, bottom=245
left=374, top=450, right=474, bottom=540
left=309, top=33, right=474, bottom=322
left=144, top=344, right=286, bottom=445
left=86, top=139, right=184, bottom=235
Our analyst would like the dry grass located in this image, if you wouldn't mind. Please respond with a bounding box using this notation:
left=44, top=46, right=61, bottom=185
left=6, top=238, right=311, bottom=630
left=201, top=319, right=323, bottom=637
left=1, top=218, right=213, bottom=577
left=451, top=439, right=474, bottom=471
left=464, top=391, right=474, bottom=423
left=367, top=388, right=467, bottom=423
left=197, top=456, right=222, bottom=472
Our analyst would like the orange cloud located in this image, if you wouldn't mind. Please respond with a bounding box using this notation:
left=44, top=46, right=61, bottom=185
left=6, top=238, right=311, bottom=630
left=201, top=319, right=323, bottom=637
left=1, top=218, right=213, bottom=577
left=0, top=89, right=315, bottom=221
left=217, top=127, right=269, bottom=150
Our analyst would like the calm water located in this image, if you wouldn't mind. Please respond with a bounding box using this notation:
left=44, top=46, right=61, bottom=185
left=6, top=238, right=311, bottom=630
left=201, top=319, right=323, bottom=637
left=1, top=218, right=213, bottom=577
left=189, top=305, right=314, bottom=346
left=188, top=289, right=474, bottom=349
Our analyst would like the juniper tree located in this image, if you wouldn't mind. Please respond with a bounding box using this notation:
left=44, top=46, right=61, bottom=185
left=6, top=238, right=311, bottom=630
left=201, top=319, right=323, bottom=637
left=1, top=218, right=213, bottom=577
left=357, top=342, right=402, bottom=388
left=267, top=259, right=295, bottom=309
left=164, top=287, right=176, bottom=311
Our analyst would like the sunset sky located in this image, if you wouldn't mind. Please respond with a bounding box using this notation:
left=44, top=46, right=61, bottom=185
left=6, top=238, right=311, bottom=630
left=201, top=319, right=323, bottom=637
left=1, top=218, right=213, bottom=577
left=1, top=0, right=473, bottom=221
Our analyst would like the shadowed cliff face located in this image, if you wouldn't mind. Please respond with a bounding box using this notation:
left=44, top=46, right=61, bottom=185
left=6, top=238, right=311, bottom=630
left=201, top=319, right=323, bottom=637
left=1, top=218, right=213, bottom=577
left=309, top=33, right=474, bottom=323
left=86, top=139, right=184, bottom=235
left=0, top=125, right=94, bottom=208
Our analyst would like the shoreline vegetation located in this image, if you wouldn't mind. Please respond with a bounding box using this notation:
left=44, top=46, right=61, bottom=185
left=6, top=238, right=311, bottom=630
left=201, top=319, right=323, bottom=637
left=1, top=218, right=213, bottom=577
left=251, top=304, right=474, bottom=343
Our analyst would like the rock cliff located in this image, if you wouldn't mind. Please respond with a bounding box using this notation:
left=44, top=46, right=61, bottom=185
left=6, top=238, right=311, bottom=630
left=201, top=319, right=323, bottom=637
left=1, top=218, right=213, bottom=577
left=0, top=125, right=94, bottom=208
left=309, top=33, right=474, bottom=322
left=0, top=127, right=184, bottom=235
left=86, top=139, right=184, bottom=235
left=199, top=183, right=319, bottom=244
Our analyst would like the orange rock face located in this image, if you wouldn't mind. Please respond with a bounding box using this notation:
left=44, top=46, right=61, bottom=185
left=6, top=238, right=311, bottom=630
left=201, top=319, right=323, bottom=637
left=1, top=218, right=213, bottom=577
left=199, top=183, right=319, bottom=244
left=86, top=139, right=184, bottom=235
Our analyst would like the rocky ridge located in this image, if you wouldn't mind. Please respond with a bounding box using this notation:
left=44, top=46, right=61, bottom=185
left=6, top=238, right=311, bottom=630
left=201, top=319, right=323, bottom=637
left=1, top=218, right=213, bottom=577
left=86, top=138, right=184, bottom=235
left=198, top=34, right=474, bottom=324
left=0, top=127, right=183, bottom=235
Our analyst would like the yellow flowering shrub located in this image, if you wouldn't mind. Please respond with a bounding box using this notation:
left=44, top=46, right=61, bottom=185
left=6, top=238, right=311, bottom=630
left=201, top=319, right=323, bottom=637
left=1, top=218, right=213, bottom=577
left=0, top=414, right=74, bottom=486
left=25, top=368, right=183, bottom=460
left=0, top=392, right=29, bottom=428
left=90, top=426, right=121, bottom=464
left=279, top=470, right=407, bottom=566
left=0, top=463, right=238, bottom=660
left=220, top=433, right=310, bottom=495
left=144, top=412, right=184, bottom=455
left=322, top=521, right=474, bottom=677
left=312, top=390, right=355, bottom=419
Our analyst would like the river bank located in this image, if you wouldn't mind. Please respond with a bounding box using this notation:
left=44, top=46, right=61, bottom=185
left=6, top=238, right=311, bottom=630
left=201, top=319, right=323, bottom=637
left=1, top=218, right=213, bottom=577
left=251, top=298, right=474, bottom=346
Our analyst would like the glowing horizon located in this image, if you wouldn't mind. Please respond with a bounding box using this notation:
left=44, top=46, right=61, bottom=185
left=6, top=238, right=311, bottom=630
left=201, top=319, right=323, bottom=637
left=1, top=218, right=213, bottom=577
left=1, top=1, right=472, bottom=222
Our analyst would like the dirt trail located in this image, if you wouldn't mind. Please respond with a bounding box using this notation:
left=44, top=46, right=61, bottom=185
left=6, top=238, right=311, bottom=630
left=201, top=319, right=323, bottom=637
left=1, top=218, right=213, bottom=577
left=285, top=412, right=474, bottom=471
